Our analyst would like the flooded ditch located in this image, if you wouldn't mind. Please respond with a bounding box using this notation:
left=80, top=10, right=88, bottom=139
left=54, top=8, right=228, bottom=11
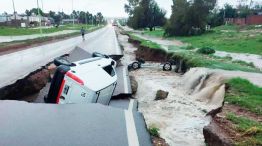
left=117, top=28, right=227, bottom=146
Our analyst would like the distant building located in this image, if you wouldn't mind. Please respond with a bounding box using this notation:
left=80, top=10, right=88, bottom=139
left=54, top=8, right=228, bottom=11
left=0, top=12, right=50, bottom=27
left=61, top=19, right=79, bottom=24
left=225, top=14, right=262, bottom=25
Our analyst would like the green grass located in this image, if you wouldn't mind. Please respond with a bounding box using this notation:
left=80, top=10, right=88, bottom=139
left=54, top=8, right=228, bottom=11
left=0, top=25, right=103, bottom=50
left=129, top=34, right=163, bottom=49
left=143, top=25, right=262, bottom=55
left=0, top=24, right=96, bottom=36
left=226, top=113, right=262, bottom=146
left=175, top=26, right=262, bottom=55
left=171, top=51, right=260, bottom=73
left=148, top=126, right=160, bottom=137
left=144, top=29, right=165, bottom=37
left=225, top=78, right=262, bottom=115
left=131, top=34, right=260, bottom=73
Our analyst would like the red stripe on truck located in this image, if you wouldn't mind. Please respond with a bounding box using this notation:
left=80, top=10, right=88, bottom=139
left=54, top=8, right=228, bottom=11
left=66, top=72, right=84, bottom=85
left=56, top=80, right=65, bottom=104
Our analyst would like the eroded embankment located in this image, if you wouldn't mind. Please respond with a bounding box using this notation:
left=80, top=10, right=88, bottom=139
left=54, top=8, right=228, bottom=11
left=127, top=36, right=189, bottom=73
left=0, top=62, right=56, bottom=101
left=117, top=28, right=227, bottom=146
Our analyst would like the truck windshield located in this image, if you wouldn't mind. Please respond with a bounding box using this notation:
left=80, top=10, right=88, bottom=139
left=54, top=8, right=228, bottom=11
left=103, top=65, right=115, bottom=77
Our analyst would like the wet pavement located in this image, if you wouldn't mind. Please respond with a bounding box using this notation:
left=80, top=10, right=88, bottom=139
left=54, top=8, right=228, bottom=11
left=0, top=26, right=152, bottom=146
left=0, top=25, right=121, bottom=88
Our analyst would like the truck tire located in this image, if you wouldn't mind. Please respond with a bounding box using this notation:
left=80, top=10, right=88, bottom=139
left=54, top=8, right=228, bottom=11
left=132, top=62, right=141, bottom=70
left=54, top=57, right=71, bottom=66
left=163, top=63, right=172, bottom=71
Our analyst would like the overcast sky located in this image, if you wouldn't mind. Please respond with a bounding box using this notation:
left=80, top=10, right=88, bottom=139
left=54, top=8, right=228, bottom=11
left=0, top=0, right=260, bottom=17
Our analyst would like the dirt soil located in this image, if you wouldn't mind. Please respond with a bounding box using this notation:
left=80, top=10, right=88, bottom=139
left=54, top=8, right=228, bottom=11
left=209, top=103, right=262, bottom=145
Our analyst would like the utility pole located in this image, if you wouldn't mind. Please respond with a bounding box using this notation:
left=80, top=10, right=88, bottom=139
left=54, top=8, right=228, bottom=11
left=41, top=0, right=44, bottom=12
left=11, top=0, right=17, bottom=26
left=72, top=0, right=75, bottom=27
left=37, top=0, right=43, bottom=35
left=85, top=12, right=88, bottom=30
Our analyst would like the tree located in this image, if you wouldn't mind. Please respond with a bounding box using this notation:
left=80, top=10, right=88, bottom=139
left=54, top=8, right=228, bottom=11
left=30, top=8, right=44, bottom=16
left=125, top=0, right=166, bottom=30
left=224, top=4, right=237, bottom=18
left=164, top=0, right=216, bottom=36
left=25, top=9, right=31, bottom=16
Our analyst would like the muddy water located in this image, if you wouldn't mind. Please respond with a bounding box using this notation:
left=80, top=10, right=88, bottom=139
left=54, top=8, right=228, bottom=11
left=215, top=51, right=262, bottom=70
left=117, top=29, right=218, bottom=146
left=131, top=68, right=212, bottom=146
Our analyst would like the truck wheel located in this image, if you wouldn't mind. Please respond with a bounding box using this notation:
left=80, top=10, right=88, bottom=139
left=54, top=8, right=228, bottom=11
left=132, top=62, right=140, bottom=70
left=163, top=63, right=172, bottom=71
left=54, top=57, right=71, bottom=66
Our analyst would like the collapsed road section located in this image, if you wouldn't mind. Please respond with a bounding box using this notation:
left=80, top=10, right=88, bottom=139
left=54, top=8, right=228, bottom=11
left=0, top=26, right=152, bottom=146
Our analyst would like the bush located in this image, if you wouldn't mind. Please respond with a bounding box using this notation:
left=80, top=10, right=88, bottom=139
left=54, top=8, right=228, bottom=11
left=148, top=127, right=160, bottom=137
left=197, top=47, right=215, bottom=54
left=185, top=45, right=195, bottom=50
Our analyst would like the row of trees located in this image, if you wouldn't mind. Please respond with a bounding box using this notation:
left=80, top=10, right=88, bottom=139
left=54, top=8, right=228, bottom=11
left=25, top=8, right=106, bottom=26
left=125, top=0, right=262, bottom=36
left=125, top=0, right=167, bottom=31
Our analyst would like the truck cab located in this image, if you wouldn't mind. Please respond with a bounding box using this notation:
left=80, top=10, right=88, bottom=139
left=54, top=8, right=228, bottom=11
left=45, top=56, right=117, bottom=105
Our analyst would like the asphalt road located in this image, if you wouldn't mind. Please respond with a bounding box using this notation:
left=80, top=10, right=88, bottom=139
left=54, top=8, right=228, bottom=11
left=0, top=25, right=122, bottom=88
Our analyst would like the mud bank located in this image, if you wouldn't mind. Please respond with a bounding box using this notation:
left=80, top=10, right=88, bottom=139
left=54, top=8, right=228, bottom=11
left=128, top=37, right=189, bottom=73
left=117, top=28, right=226, bottom=146
left=0, top=63, right=55, bottom=101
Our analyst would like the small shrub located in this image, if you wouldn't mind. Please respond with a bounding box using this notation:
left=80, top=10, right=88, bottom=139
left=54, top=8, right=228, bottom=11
left=148, top=127, right=160, bottom=137
left=184, top=45, right=195, bottom=50
left=197, top=47, right=216, bottom=55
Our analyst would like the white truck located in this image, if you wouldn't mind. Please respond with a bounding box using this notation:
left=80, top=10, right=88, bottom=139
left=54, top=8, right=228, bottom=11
left=45, top=53, right=117, bottom=105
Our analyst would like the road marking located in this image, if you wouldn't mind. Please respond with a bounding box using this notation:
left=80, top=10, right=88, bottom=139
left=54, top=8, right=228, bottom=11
left=122, top=67, right=128, bottom=93
left=125, top=110, right=139, bottom=146
left=128, top=99, right=134, bottom=111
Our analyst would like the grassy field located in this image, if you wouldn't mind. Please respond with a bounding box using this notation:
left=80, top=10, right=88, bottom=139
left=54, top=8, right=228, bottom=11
left=224, top=78, right=262, bottom=145
left=226, top=113, right=262, bottom=145
left=0, top=24, right=95, bottom=36
left=0, top=25, right=103, bottom=52
left=172, top=51, right=259, bottom=73
left=129, top=33, right=260, bottom=73
left=143, top=25, right=262, bottom=55
left=129, top=34, right=163, bottom=49
left=225, top=78, right=262, bottom=115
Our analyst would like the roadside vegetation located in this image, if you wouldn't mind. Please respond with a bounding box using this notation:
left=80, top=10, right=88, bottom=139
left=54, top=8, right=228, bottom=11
left=226, top=113, right=262, bottom=145
left=142, top=25, right=262, bottom=55
left=225, top=78, right=262, bottom=115
left=176, top=25, right=262, bottom=55
left=129, top=34, right=163, bottom=49
left=128, top=33, right=260, bottom=73
left=222, top=78, right=262, bottom=145
left=0, top=26, right=103, bottom=53
left=0, top=24, right=96, bottom=36
left=148, top=126, right=160, bottom=137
